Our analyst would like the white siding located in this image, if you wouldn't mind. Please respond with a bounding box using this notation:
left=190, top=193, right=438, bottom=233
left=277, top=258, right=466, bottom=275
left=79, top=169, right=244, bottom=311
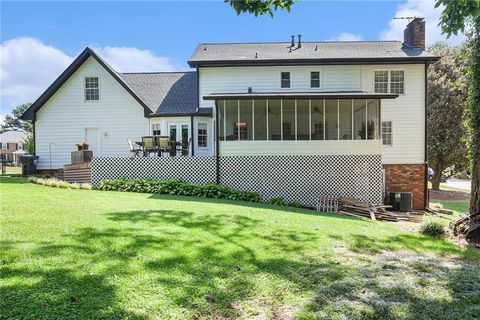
left=35, top=57, right=149, bottom=169
left=199, top=64, right=425, bottom=163
left=361, top=64, right=425, bottom=164
left=220, top=140, right=380, bottom=156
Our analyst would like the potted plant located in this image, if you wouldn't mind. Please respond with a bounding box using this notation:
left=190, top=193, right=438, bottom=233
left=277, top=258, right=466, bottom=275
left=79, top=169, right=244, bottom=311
left=82, top=141, right=89, bottom=151
left=75, top=142, right=83, bottom=151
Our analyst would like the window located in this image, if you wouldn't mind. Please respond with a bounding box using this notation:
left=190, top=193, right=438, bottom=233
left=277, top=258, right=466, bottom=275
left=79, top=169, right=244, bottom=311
left=85, top=77, right=99, bottom=101
left=197, top=123, right=208, bottom=148
left=374, top=71, right=388, bottom=93
left=217, top=98, right=381, bottom=143
left=310, top=71, right=320, bottom=88
left=239, top=100, right=253, bottom=140
left=1, top=142, right=6, bottom=149
left=17, top=143, right=23, bottom=150
left=152, top=123, right=161, bottom=136
left=382, top=121, right=393, bottom=146
left=253, top=100, right=267, bottom=140
left=281, top=72, right=290, bottom=88
left=374, top=70, right=405, bottom=94
left=390, top=70, right=404, bottom=94
left=282, top=99, right=295, bottom=140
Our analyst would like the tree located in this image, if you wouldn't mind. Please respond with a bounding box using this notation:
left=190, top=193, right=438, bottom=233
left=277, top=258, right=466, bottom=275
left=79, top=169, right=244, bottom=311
left=427, top=43, right=469, bottom=190
left=0, top=103, right=32, bottom=133
left=436, top=0, right=480, bottom=239
left=227, top=0, right=296, bottom=17
left=22, top=134, right=34, bottom=155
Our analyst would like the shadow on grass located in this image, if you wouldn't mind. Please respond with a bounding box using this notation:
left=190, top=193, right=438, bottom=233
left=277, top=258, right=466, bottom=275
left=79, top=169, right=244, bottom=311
left=0, top=176, right=27, bottom=184
left=2, top=207, right=479, bottom=319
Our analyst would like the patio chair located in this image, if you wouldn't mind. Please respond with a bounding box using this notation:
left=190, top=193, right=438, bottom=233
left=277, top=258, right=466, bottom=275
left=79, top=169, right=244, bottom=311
left=141, top=136, right=157, bottom=157
left=127, top=139, right=141, bottom=157
left=155, top=136, right=170, bottom=157
left=178, top=138, right=192, bottom=156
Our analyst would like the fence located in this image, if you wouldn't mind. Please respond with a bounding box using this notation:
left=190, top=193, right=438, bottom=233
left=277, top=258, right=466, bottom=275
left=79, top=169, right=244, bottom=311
left=92, top=154, right=383, bottom=207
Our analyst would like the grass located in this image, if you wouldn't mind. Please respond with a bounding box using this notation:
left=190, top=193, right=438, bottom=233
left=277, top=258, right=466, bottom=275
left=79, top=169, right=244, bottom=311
left=2, top=166, right=21, bottom=175
left=1, top=177, right=479, bottom=319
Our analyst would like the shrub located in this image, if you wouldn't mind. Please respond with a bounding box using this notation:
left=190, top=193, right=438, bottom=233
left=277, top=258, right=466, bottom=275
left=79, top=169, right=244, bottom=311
left=269, top=196, right=286, bottom=206
left=287, top=200, right=302, bottom=208
left=28, top=177, right=92, bottom=190
left=99, top=179, right=261, bottom=203
left=420, top=220, right=446, bottom=238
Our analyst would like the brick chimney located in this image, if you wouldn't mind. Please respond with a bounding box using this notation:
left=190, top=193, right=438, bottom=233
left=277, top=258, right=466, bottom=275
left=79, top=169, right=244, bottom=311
left=403, top=17, right=425, bottom=49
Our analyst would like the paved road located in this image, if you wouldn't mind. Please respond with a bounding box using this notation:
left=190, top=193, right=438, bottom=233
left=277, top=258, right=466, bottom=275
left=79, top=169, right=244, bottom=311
left=442, top=178, right=471, bottom=192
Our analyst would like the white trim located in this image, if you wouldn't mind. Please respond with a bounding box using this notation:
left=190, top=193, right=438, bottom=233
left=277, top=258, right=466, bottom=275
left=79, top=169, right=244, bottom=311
left=197, top=122, right=209, bottom=149
left=381, top=120, right=393, bottom=147
left=280, top=71, right=291, bottom=89
left=373, top=69, right=405, bottom=95
left=309, top=70, right=322, bottom=89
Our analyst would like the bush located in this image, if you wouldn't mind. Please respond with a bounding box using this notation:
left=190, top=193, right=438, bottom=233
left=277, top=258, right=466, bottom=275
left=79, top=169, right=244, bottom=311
left=269, top=196, right=286, bottom=206
left=420, top=220, right=446, bottom=238
left=28, top=177, right=91, bottom=190
left=99, top=179, right=261, bottom=203
left=287, top=200, right=302, bottom=208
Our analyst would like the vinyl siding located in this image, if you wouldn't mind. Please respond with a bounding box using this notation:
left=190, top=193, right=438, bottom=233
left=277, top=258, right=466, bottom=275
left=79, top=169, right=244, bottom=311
left=220, top=140, right=380, bottom=156
left=199, top=64, right=425, bottom=162
left=35, top=57, right=149, bottom=169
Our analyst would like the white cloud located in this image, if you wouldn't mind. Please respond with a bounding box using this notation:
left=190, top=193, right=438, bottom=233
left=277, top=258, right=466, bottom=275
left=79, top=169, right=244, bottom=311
left=379, top=0, right=465, bottom=45
left=0, top=37, right=73, bottom=113
left=0, top=37, right=179, bottom=118
left=328, top=32, right=363, bottom=42
left=89, top=45, right=180, bottom=72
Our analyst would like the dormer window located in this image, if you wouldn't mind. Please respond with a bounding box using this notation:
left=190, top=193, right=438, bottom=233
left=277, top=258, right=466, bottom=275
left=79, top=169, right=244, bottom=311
left=85, top=77, right=99, bottom=101
left=281, top=72, right=290, bottom=88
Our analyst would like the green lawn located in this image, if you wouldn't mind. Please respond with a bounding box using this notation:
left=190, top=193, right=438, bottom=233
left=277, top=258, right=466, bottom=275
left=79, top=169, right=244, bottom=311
left=2, top=166, right=21, bottom=175
left=1, top=177, right=479, bottom=319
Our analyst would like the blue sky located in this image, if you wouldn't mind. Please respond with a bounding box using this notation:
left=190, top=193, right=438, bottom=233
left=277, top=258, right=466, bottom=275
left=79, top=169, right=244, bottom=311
left=0, top=0, right=463, bottom=118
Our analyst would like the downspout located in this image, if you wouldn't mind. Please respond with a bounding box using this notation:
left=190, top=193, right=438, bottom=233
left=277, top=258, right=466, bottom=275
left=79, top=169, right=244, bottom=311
left=215, top=100, right=220, bottom=184
left=424, top=62, right=430, bottom=208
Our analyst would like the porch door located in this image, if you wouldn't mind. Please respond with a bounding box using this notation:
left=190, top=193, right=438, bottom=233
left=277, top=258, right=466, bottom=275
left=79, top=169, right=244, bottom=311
left=168, top=123, right=191, bottom=152
left=85, top=128, right=101, bottom=156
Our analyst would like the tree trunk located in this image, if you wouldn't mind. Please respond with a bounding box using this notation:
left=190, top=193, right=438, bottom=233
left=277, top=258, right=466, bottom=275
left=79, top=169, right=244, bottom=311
left=431, top=165, right=442, bottom=191
left=467, top=18, right=480, bottom=239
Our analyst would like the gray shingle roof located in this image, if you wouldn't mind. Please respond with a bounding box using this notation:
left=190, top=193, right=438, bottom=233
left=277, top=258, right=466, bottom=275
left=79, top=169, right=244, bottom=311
left=118, top=72, right=198, bottom=115
left=188, top=41, right=438, bottom=66
left=0, top=131, right=28, bottom=143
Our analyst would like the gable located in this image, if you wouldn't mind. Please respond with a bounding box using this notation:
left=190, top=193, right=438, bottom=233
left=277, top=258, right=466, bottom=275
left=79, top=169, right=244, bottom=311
left=21, top=48, right=151, bottom=121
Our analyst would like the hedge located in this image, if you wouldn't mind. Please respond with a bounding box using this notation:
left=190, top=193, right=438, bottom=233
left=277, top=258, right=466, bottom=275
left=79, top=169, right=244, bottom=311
left=99, top=179, right=261, bottom=203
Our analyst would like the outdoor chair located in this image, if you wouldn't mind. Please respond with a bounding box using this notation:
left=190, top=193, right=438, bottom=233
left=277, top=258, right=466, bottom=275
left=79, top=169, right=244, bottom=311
left=141, top=136, right=157, bottom=157
left=177, top=138, right=192, bottom=156
left=127, top=139, right=141, bottom=157
left=155, top=136, right=170, bottom=157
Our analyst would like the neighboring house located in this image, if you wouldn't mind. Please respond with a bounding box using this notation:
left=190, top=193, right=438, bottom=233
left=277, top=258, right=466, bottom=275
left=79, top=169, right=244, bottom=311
left=0, top=131, right=28, bottom=165
left=21, top=18, right=437, bottom=209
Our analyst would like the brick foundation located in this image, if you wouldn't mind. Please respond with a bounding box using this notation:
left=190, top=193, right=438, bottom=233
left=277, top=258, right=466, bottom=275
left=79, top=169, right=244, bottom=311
left=383, top=164, right=427, bottom=210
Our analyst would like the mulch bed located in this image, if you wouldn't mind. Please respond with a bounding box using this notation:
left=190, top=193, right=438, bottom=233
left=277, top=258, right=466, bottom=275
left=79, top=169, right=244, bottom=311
left=429, top=189, right=470, bottom=201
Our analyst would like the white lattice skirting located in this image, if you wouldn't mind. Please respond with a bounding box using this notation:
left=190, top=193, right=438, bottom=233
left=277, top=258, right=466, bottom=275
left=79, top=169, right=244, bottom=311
left=92, top=155, right=383, bottom=207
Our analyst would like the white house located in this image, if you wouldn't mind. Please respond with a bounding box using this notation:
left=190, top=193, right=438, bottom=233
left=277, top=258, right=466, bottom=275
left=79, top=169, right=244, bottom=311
left=22, top=18, right=437, bottom=209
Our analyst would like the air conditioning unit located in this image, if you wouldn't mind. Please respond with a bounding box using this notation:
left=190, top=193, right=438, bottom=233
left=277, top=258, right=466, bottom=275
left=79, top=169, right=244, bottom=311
left=389, top=192, right=413, bottom=211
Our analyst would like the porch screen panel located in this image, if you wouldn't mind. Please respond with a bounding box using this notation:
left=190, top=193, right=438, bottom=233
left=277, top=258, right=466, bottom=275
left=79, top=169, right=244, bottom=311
left=282, top=99, right=295, bottom=140
left=225, top=100, right=238, bottom=141
left=253, top=99, right=267, bottom=140
left=367, top=99, right=380, bottom=140
left=268, top=100, right=281, bottom=140
left=311, top=99, right=324, bottom=140
left=239, top=100, right=253, bottom=140
left=218, top=100, right=225, bottom=141
left=354, top=100, right=367, bottom=140
left=297, top=100, right=310, bottom=140
left=325, top=100, right=338, bottom=140
left=339, top=99, right=353, bottom=140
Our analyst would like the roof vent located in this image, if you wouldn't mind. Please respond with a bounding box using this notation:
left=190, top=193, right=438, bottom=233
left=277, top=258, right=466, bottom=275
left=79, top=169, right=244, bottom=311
left=315, top=44, right=318, bottom=51
left=298, top=34, right=302, bottom=48
left=248, top=87, right=252, bottom=93
left=255, top=52, right=258, bottom=58
left=290, top=35, right=295, bottom=47
left=203, top=46, right=207, bottom=51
